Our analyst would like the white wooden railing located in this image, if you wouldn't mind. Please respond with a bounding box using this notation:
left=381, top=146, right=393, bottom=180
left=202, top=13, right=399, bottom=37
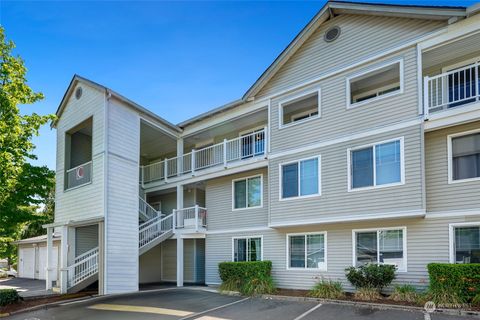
left=68, top=247, right=98, bottom=288
left=139, top=196, right=161, bottom=222
left=173, top=205, right=207, bottom=232
left=424, top=62, right=480, bottom=117
left=139, top=214, right=173, bottom=248
left=141, top=128, right=266, bottom=184
left=66, top=161, right=92, bottom=190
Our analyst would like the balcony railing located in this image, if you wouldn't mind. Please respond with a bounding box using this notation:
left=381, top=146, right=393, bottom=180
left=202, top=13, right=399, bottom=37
left=66, top=161, right=92, bottom=190
left=173, top=205, right=207, bottom=231
left=424, top=62, right=480, bottom=117
left=141, top=128, right=266, bottom=184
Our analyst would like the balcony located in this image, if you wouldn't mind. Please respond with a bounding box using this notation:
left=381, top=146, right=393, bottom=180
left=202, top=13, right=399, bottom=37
left=66, top=161, right=92, bottom=190
left=174, top=205, right=207, bottom=232
left=141, top=128, right=267, bottom=185
left=424, top=61, right=480, bottom=117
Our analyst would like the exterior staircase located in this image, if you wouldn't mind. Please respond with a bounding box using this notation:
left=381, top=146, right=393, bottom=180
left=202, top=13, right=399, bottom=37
left=66, top=197, right=173, bottom=293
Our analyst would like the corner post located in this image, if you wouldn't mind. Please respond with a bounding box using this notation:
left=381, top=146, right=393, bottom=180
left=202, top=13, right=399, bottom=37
left=176, top=237, right=184, bottom=287
left=45, top=227, right=53, bottom=290
left=223, top=139, right=228, bottom=168
left=59, top=225, right=69, bottom=294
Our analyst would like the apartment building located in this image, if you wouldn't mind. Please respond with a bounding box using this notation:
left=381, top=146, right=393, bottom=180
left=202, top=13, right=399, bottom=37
left=44, top=1, right=480, bottom=295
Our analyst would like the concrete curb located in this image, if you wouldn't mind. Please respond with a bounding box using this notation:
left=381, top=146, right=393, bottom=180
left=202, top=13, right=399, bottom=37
left=261, top=294, right=480, bottom=318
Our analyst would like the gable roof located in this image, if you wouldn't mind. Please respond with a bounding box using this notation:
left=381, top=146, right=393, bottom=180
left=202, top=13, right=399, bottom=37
left=242, top=0, right=467, bottom=101
left=53, top=75, right=182, bottom=133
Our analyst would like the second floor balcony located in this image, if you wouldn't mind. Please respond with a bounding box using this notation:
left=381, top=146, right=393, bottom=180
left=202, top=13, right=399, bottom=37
left=140, top=128, right=267, bottom=185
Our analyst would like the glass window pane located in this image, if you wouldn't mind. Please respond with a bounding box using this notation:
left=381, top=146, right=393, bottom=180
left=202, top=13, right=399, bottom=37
left=452, top=133, right=480, bottom=180
left=234, top=180, right=247, bottom=209
left=379, top=230, right=404, bottom=269
left=247, top=177, right=261, bottom=207
left=352, top=147, right=374, bottom=188
left=249, top=238, right=262, bottom=262
left=307, top=234, right=324, bottom=268
left=234, top=239, right=247, bottom=262
left=300, top=158, right=319, bottom=196
left=375, top=141, right=401, bottom=185
left=289, top=236, right=305, bottom=268
left=282, top=163, right=299, bottom=198
left=455, top=226, right=480, bottom=264
left=356, top=232, right=377, bottom=266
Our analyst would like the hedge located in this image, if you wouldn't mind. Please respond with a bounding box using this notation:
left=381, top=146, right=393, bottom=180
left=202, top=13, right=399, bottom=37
left=0, top=289, right=21, bottom=307
left=218, top=261, right=274, bottom=295
left=427, top=263, right=480, bottom=302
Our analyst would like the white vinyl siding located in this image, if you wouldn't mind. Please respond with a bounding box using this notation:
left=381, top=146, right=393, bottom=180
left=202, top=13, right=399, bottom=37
left=352, top=227, right=407, bottom=272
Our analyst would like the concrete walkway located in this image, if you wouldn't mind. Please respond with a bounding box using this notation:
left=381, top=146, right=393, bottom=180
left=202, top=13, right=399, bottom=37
left=0, top=278, right=54, bottom=298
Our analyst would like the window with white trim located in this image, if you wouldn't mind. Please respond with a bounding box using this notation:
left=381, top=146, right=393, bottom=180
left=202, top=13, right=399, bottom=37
left=233, top=175, right=262, bottom=209
left=288, top=233, right=326, bottom=270
left=452, top=225, right=480, bottom=264
left=233, top=237, right=262, bottom=262
left=348, top=61, right=401, bottom=106
left=450, top=132, right=480, bottom=182
left=354, top=228, right=406, bottom=271
left=281, top=91, right=319, bottom=126
left=350, top=139, right=402, bottom=190
left=281, top=157, right=320, bottom=199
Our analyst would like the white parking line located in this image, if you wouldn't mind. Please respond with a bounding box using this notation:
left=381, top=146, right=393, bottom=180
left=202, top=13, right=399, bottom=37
left=179, top=297, right=250, bottom=320
left=293, top=303, right=323, bottom=320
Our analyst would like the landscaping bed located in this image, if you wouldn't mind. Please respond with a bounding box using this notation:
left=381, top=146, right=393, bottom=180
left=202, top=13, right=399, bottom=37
left=0, top=291, right=95, bottom=316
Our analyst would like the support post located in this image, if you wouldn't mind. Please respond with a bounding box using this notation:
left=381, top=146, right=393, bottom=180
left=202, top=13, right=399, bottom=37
left=263, top=126, right=268, bottom=157
left=176, top=237, right=184, bottom=287
left=172, top=209, right=177, bottom=230
left=45, top=227, right=53, bottom=290
left=423, top=76, right=430, bottom=120
left=223, top=139, right=227, bottom=168
left=59, top=225, right=69, bottom=294
left=177, top=138, right=184, bottom=176
left=164, top=158, right=168, bottom=182
left=191, top=149, right=196, bottom=175
left=194, top=205, right=199, bottom=232
left=98, top=222, right=105, bottom=295
left=476, top=62, right=479, bottom=102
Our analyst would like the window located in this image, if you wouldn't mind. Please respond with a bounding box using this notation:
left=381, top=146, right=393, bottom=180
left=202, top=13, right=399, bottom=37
left=233, top=237, right=262, bottom=262
left=347, top=60, right=403, bottom=107
left=287, top=233, right=326, bottom=270
left=65, top=117, right=93, bottom=190
left=449, top=131, right=480, bottom=183
left=233, top=175, right=262, bottom=209
left=349, top=139, right=403, bottom=190
left=353, top=228, right=406, bottom=272
left=281, top=157, right=320, bottom=199
left=451, top=224, right=480, bottom=264
left=280, top=90, right=320, bottom=127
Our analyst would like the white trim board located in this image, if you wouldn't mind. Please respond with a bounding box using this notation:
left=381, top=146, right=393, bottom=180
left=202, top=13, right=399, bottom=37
left=286, top=231, right=327, bottom=272
left=447, top=128, right=480, bottom=185
left=448, top=222, right=480, bottom=264
left=231, top=235, right=264, bottom=262
left=231, top=174, right=264, bottom=211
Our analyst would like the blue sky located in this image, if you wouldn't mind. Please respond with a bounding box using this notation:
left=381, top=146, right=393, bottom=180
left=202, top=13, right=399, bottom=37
left=0, top=0, right=475, bottom=170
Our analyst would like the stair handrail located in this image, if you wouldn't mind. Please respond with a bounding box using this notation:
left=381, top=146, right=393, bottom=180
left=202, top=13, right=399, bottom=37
left=139, top=214, right=173, bottom=248
left=139, top=196, right=161, bottom=221
left=67, top=246, right=99, bottom=288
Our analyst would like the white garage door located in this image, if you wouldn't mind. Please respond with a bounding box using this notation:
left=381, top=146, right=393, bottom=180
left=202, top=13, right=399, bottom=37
left=19, top=247, right=35, bottom=279
left=37, top=246, right=59, bottom=280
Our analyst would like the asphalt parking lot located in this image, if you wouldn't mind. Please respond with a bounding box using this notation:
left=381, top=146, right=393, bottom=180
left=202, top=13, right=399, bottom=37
left=6, top=288, right=476, bottom=320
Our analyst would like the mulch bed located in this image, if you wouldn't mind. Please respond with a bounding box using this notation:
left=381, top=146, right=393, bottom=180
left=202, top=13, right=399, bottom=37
left=0, top=291, right=95, bottom=315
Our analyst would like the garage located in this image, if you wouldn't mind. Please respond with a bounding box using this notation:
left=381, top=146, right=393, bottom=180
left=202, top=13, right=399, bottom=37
left=14, top=235, right=61, bottom=280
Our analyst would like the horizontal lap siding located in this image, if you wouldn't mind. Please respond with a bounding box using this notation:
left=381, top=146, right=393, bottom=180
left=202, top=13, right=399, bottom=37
left=55, top=83, right=105, bottom=223
left=269, top=47, right=420, bottom=152
left=205, top=168, right=268, bottom=230
left=426, top=121, right=480, bottom=212
left=160, top=239, right=200, bottom=283
left=269, top=125, right=423, bottom=226
left=105, top=100, right=140, bottom=294
left=206, top=216, right=477, bottom=290
left=257, top=15, right=444, bottom=99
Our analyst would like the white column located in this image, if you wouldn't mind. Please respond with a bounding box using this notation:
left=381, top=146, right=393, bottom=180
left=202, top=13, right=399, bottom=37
left=176, top=237, right=184, bottom=287
left=45, top=227, right=53, bottom=290
left=176, top=184, right=184, bottom=210
left=59, top=225, right=69, bottom=294
left=177, top=138, right=184, bottom=176
left=98, top=222, right=105, bottom=295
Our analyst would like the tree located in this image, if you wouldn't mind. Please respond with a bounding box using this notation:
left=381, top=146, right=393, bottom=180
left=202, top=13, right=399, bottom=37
left=0, top=26, right=55, bottom=265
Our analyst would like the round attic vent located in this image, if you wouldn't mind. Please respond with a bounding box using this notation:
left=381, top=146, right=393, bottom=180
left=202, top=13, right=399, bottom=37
left=324, top=26, right=341, bottom=42
left=75, top=87, right=83, bottom=100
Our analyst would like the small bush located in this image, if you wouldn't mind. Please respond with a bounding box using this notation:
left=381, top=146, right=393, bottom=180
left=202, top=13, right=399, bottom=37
left=354, top=287, right=382, bottom=301
left=309, top=279, right=345, bottom=299
left=427, top=263, right=480, bottom=306
left=0, top=289, right=21, bottom=307
left=389, top=284, right=419, bottom=303
left=218, top=261, right=275, bottom=296
left=472, top=294, right=480, bottom=307
left=345, top=264, right=396, bottom=291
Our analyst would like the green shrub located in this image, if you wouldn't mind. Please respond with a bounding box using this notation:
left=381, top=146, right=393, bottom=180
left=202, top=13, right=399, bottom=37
left=345, top=264, right=396, bottom=291
left=472, top=294, right=480, bottom=307
left=309, top=278, right=345, bottom=299
left=427, top=263, right=480, bottom=305
left=389, top=284, right=419, bottom=303
left=0, top=289, right=21, bottom=307
left=218, top=261, right=275, bottom=296
left=354, top=287, right=382, bottom=301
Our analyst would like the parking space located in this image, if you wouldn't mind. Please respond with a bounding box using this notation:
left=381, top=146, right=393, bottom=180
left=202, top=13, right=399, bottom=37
left=6, top=288, right=475, bottom=320
left=0, top=278, right=52, bottom=298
